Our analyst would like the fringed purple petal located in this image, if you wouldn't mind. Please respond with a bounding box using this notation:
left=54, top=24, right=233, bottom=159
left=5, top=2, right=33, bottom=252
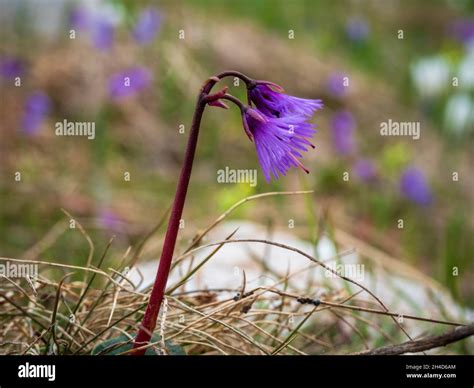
left=244, top=108, right=317, bottom=182
left=249, top=84, right=323, bottom=118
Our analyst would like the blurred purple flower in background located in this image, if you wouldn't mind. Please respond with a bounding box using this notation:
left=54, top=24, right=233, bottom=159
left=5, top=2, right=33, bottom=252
left=326, top=72, right=348, bottom=98
left=448, top=19, right=474, bottom=47
left=400, top=166, right=433, bottom=206
left=91, top=18, right=114, bottom=51
left=69, top=6, right=117, bottom=51
left=0, top=57, right=25, bottom=80
left=133, top=7, right=161, bottom=45
left=353, top=159, right=377, bottom=182
left=243, top=108, right=317, bottom=182
left=108, top=66, right=152, bottom=100
left=345, top=17, right=370, bottom=43
left=98, top=208, right=122, bottom=232
left=331, top=110, right=356, bottom=155
left=70, top=7, right=90, bottom=31
left=21, top=91, right=50, bottom=135
left=249, top=82, right=323, bottom=118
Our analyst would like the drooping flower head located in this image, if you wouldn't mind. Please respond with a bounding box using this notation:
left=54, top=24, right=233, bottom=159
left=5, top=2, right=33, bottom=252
left=133, top=7, right=161, bottom=45
left=206, top=74, right=322, bottom=182
left=248, top=82, right=323, bottom=118
left=242, top=107, right=316, bottom=182
left=400, top=166, right=433, bottom=206
left=233, top=79, right=323, bottom=181
left=108, top=66, right=152, bottom=100
left=21, top=91, right=50, bottom=135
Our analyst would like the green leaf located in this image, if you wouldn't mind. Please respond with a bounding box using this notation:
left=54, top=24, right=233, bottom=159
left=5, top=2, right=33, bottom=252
left=91, top=334, right=185, bottom=355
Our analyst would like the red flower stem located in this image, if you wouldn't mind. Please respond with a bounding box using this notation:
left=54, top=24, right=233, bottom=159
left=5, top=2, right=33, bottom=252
left=132, top=99, right=206, bottom=354
left=132, top=73, right=250, bottom=354
left=219, top=94, right=245, bottom=110
left=214, top=70, right=253, bottom=86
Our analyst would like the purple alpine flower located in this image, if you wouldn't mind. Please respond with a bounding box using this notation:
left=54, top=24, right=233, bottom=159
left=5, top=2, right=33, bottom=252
left=447, top=19, right=474, bottom=46
left=400, top=166, right=432, bottom=206
left=98, top=208, right=122, bottom=232
left=91, top=17, right=114, bottom=51
left=21, top=91, right=50, bottom=135
left=345, top=17, right=370, bottom=43
left=331, top=110, right=356, bottom=155
left=69, top=6, right=116, bottom=51
left=108, top=66, right=152, bottom=100
left=133, top=71, right=322, bottom=353
left=0, top=57, right=25, bottom=80
left=248, top=82, right=323, bottom=118
left=133, top=7, right=161, bottom=45
left=70, top=7, right=91, bottom=31
left=326, top=72, right=348, bottom=98
left=242, top=107, right=316, bottom=182
left=353, top=159, right=377, bottom=182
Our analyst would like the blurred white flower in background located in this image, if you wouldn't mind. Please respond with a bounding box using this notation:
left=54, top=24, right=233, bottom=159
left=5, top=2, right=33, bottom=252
left=458, top=52, right=474, bottom=90
left=0, top=0, right=66, bottom=39
left=0, top=0, right=125, bottom=40
left=410, top=55, right=450, bottom=98
left=444, top=93, right=474, bottom=136
left=466, top=40, right=474, bottom=55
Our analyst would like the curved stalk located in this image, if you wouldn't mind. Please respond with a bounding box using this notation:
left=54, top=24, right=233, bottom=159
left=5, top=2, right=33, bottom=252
left=132, top=74, right=252, bottom=354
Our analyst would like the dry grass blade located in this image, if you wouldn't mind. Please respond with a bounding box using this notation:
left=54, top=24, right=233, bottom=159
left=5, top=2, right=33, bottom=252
left=271, top=305, right=319, bottom=355
left=1, top=193, right=471, bottom=355
left=176, top=238, right=415, bottom=340
left=128, top=204, right=172, bottom=268
left=169, top=228, right=239, bottom=293
left=61, top=209, right=94, bottom=282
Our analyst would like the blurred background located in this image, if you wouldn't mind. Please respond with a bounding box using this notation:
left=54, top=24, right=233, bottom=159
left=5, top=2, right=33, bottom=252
left=0, top=0, right=473, bottom=307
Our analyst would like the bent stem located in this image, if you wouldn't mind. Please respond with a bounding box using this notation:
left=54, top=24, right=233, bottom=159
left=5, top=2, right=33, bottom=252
left=132, top=72, right=250, bottom=354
